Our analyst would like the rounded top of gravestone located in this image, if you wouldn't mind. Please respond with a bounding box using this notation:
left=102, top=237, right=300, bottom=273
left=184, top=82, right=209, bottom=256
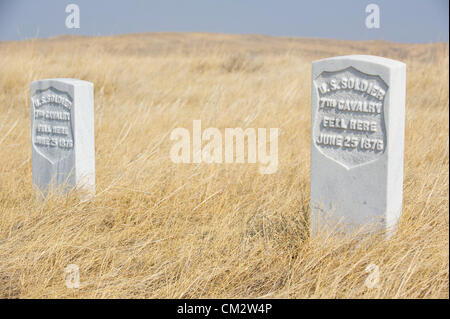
left=313, top=55, right=406, bottom=68
left=31, top=78, right=93, bottom=87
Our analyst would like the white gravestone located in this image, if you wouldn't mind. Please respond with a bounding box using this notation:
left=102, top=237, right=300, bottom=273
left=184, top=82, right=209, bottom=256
left=310, top=55, right=406, bottom=235
left=31, top=79, right=95, bottom=196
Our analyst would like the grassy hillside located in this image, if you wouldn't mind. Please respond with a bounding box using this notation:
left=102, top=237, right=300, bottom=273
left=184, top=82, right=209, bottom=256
left=0, top=33, right=448, bottom=298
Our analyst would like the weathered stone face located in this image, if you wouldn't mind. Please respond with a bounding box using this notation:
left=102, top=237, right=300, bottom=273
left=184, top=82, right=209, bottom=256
left=310, top=55, right=406, bottom=237
left=312, top=66, right=388, bottom=169
left=31, top=79, right=95, bottom=197
left=32, top=87, right=74, bottom=164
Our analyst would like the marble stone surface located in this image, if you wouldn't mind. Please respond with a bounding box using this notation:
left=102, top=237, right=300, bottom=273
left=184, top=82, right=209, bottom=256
left=31, top=78, right=95, bottom=196
left=310, top=55, right=406, bottom=236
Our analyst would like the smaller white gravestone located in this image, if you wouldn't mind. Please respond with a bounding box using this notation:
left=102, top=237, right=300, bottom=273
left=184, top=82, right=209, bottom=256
left=310, top=55, right=406, bottom=236
left=31, top=79, right=95, bottom=196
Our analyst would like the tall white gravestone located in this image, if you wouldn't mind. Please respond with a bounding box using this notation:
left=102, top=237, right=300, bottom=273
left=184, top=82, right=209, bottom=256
left=31, top=79, right=95, bottom=195
left=310, top=55, right=406, bottom=235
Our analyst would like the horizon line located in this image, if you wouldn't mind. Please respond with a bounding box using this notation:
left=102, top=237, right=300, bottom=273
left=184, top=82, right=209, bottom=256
left=1, top=31, right=449, bottom=45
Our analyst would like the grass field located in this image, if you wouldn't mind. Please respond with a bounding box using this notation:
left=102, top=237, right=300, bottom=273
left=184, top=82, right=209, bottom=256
left=0, top=33, right=448, bottom=298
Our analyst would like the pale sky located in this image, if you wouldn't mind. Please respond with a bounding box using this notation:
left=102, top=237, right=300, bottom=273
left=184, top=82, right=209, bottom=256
left=0, top=0, right=448, bottom=42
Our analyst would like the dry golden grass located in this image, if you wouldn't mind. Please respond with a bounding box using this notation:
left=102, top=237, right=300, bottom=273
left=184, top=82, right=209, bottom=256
left=0, top=33, right=448, bottom=298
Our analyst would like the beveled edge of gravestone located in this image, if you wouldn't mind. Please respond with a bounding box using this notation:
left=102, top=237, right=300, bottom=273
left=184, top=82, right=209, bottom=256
left=31, top=78, right=93, bottom=87
left=312, top=55, right=406, bottom=90
left=312, top=55, right=406, bottom=69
